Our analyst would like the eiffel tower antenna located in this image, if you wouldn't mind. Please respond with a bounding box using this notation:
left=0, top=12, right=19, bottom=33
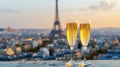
left=56, top=0, right=59, bottom=21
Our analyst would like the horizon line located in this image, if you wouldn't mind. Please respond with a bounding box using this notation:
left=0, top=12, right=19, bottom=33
left=0, top=27, right=120, bottom=30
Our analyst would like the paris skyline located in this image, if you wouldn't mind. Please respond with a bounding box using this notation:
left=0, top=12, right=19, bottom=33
left=0, top=0, right=120, bottom=29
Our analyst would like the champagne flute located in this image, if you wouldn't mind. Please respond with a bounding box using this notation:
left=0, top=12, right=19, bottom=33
left=79, top=22, right=91, bottom=66
left=66, top=22, right=78, bottom=66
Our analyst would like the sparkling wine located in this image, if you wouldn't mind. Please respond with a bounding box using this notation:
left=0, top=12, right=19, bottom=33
left=66, top=23, right=78, bottom=50
left=80, top=23, right=91, bottom=48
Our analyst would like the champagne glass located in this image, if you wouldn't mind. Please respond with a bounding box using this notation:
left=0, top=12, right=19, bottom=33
left=79, top=22, right=91, bottom=66
left=66, top=22, right=78, bottom=66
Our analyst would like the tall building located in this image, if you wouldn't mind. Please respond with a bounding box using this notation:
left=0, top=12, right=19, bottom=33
left=49, top=0, right=65, bottom=39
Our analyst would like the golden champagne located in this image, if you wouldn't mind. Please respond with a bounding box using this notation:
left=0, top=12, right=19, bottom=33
left=66, top=23, right=78, bottom=50
left=80, top=23, right=91, bottom=48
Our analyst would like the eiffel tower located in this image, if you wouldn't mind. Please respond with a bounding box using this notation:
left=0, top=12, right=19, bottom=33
left=49, top=0, right=65, bottom=39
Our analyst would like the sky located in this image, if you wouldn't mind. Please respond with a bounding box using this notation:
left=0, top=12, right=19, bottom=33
left=0, top=0, right=120, bottom=29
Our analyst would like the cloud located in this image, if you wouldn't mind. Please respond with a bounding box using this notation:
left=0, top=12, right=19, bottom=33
left=0, top=9, right=21, bottom=13
left=91, top=0, right=115, bottom=10
left=79, top=0, right=117, bottom=11
left=89, top=5, right=99, bottom=10
left=79, top=8, right=89, bottom=11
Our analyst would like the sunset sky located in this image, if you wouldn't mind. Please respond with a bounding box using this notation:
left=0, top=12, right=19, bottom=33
left=0, top=0, right=120, bottom=29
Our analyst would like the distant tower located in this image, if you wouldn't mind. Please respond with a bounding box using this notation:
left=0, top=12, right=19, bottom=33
left=49, top=0, right=65, bottom=39
left=3, top=26, right=18, bottom=33
left=7, top=25, right=12, bottom=32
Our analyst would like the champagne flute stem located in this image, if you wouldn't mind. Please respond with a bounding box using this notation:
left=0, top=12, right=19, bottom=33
left=83, top=47, right=87, bottom=61
left=83, top=55, right=86, bottom=61
left=70, top=49, right=73, bottom=60
left=70, top=49, right=73, bottom=61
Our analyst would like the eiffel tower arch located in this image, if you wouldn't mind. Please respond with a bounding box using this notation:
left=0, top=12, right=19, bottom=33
left=49, top=0, right=65, bottom=39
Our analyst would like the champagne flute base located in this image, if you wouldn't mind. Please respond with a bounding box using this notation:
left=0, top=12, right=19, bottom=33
left=66, top=59, right=78, bottom=67
left=78, top=60, right=91, bottom=67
